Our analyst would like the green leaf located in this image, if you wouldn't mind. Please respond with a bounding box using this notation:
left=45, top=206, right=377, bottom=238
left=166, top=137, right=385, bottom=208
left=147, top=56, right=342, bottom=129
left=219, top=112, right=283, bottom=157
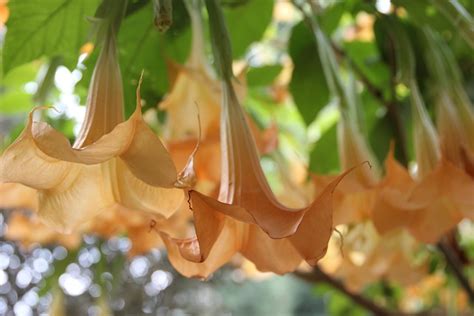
left=289, top=22, right=330, bottom=126
left=117, top=2, right=190, bottom=116
left=3, top=0, right=100, bottom=74
left=224, top=0, right=273, bottom=57
left=343, top=40, right=390, bottom=91
left=309, top=106, right=340, bottom=174
left=320, top=1, right=346, bottom=35
left=246, top=65, right=282, bottom=87
left=309, top=123, right=340, bottom=174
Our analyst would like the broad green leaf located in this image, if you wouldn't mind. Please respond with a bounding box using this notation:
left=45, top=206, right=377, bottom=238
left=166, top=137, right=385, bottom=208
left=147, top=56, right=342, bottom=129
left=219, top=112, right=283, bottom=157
left=289, top=22, right=330, bottom=126
left=309, top=123, right=339, bottom=174
left=309, top=105, right=340, bottom=174
left=320, top=1, right=346, bottom=35
left=117, top=2, right=191, bottom=115
left=247, top=65, right=282, bottom=87
left=343, top=40, right=390, bottom=91
left=224, top=0, right=274, bottom=57
left=3, top=0, right=100, bottom=74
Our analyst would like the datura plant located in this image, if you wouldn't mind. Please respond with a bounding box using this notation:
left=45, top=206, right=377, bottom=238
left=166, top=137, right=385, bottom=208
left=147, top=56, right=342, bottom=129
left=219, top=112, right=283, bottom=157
left=159, top=0, right=222, bottom=140
left=422, top=27, right=474, bottom=178
left=298, top=5, right=379, bottom=226
left=320, top=223, right=426, bottom=292
left=161, top=0, right=277, bottom=187
left=372, top=18, right=474, bottom=243
left=0, top=0, right=183, bottom=232
left=298, top=9, right=426, bottom=290
left=160, top=0, right=351, bottom=278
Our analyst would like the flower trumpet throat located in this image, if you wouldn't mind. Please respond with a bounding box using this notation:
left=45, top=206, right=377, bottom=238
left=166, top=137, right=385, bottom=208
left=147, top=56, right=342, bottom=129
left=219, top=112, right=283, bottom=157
left=372, top=87, right=474, bottom=244
left=0, top=15, right=183, bottom=232
left=74, top=32, right=124, bottom=148
left=162, top=78, right=352, bottom=278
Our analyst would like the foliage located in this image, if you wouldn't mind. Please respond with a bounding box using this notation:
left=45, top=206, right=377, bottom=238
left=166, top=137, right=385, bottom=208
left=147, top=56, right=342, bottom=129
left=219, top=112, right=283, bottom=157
left=1, top=0, right=474, bottom=315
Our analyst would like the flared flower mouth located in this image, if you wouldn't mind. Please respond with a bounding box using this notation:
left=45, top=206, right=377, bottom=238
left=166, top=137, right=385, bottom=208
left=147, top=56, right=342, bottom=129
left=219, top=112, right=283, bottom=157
left=162, top=78, right=353, bottom=278
left=321, top=222, right=426, bottom=292
left=0, top=6, right=183, bottom=232
left=373, top=145, right=473, bottom=244
left=158, top=0, right=362, bottom=278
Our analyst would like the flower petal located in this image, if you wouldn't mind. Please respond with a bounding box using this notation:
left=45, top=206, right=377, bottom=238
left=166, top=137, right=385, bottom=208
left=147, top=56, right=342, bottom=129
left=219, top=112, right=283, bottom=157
left=6, top=213, right=81, bottom=249
left=0, top=183, right=37, bottom=210
left=241, top=225, right=302, bottom=274
left=119, top=109, right=178, bottom=188
left=115, top=160, right=183, bottom=218
left=37, top=164, right=115, bottom=233
left=160, top=218, right=242, bottom=279
left=29, top=107, right=178, bottom=188
left=0, top=132, right=78, bottom=190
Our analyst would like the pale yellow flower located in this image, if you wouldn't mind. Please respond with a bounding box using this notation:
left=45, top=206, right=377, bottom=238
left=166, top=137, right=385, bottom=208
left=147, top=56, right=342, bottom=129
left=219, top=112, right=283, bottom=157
left=0, top=24, right=183, bottom=232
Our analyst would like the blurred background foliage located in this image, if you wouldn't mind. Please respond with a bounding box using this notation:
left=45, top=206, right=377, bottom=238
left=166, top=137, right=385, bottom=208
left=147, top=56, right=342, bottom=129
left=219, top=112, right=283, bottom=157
left=0, top=0, right=473, bottom=315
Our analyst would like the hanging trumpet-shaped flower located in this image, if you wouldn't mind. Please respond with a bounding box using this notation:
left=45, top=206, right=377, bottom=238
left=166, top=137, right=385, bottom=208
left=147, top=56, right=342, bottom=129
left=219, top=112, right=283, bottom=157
left=161, top=0, right=276, bottom=185
left=0, top=0, right=183, bottom=232
left=373, top=103, right=474, bottom=243
left=293, top=3, right=381, bottom=226
left=159, top=0, right=245, bottom=140
left=422, top=28, right=474, bottom=177
left=160, top=0, right=350, bottom=278
left=320, top=223, right=426, bottom=292
left=372, top=19, right=474, bottom=243
left=313, top=109, right=380, bottom=226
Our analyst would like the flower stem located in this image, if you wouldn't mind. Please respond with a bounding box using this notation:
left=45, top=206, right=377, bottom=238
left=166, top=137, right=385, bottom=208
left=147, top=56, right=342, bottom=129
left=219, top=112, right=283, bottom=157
left=294, top=267, right=424, bottom=316
left=204, top=0, right=234, bottom=83
left=437, top=237, right=474, bottom=305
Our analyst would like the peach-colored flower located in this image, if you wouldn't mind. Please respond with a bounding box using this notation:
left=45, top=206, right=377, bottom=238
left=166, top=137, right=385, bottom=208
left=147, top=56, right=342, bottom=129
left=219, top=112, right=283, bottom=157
left=320, top=222, right=426, bottom=292
left=5, top=212, right=81, bottom=249
left=0, top=14, right=183, bottom=232
left=313, top=115, right=379, bottom=226
left=0, top=182, right=37, bottom=210
left=161, top=79, right=348, bottom=278
left=373, top=82, right=474, bottom=243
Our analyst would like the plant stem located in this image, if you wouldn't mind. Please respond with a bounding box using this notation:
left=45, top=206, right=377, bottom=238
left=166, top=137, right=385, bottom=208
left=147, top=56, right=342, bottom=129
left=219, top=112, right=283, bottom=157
left=438, top=237, right=474, bottom=305
left=294, top=267, right=422, bottom=316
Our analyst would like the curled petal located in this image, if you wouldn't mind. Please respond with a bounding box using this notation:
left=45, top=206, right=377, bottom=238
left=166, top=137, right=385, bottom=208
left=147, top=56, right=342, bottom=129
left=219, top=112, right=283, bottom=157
left=0, top=133, right=75, bottom=190
left=160, top=218, right=243, bottom=279
left=373, top=151, right=418, bottom=234
left=120, top=108, right=178, bottom=188
left=313, top=165, right=376, bottom=226
left=373, top=148, right=471, bottom=243
left=27, top=107, right=177, bottom=188
left=0, top=105, right=183, bottom=231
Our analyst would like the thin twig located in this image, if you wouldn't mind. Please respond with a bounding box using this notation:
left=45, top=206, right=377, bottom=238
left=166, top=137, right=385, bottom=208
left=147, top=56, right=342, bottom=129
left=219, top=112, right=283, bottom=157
left=438, top=237, right=474, bottom=305
left=293, top=267, right=426, bottom=316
